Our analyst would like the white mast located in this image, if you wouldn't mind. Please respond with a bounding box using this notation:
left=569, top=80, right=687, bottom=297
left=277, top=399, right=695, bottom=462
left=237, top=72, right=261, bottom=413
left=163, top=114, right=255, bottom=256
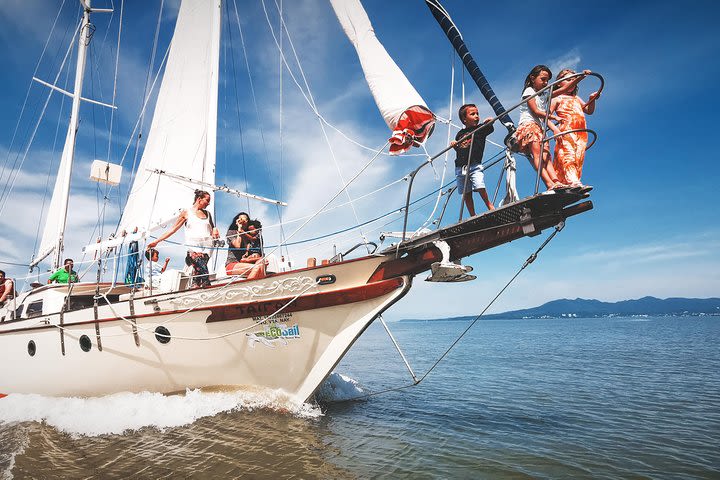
left=31, top=1, right=94, bottom=271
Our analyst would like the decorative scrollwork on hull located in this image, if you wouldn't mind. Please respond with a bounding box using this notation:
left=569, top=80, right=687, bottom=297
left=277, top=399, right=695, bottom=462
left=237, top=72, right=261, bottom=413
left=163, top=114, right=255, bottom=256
left=170, top=276, right=317, bottom=308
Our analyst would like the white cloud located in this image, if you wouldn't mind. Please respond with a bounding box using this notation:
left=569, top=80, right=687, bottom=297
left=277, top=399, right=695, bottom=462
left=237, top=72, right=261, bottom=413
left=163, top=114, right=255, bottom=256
left=569, top=236, right=720, bottom=267
left=548, top=48, right=582, bottom=76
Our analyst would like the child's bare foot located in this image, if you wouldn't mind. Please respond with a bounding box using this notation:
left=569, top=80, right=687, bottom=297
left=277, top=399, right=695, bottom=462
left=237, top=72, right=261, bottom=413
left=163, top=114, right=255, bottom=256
left=487, top=204, right=495, bottom=211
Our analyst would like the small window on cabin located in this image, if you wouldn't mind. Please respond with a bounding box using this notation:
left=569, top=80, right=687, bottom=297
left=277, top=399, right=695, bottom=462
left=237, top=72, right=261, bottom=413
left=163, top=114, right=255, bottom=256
left=26, top=300, right=43, bottom=318
left=66, top=294, right=120, bottom=312
left=15, top=304, right=24, bottom=319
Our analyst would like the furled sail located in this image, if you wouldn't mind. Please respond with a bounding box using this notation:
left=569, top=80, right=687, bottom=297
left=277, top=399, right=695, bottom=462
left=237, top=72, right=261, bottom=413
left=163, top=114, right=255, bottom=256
left=117, top=0, right=221, bottom=237
left=330, top=0, right=435, bottom=155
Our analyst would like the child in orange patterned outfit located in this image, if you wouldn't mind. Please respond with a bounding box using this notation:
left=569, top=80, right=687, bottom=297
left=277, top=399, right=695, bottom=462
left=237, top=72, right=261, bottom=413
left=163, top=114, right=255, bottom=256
left=514, top=65, right=587, bottom=190
left=550, top=69, right=600, bottom=188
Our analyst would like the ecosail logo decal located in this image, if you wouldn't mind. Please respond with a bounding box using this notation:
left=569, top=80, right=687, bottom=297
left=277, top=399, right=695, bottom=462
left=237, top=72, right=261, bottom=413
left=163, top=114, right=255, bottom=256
left=247, top=321, right=300, bottom=348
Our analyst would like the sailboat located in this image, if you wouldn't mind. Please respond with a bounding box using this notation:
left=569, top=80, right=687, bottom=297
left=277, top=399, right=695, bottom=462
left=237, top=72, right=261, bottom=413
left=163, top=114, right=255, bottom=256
left=0, top=0, right=596, bottom=403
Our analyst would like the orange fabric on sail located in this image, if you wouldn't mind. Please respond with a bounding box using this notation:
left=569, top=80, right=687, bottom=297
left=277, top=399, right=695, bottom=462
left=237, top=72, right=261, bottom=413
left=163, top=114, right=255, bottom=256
left=388, top=105, right=436, bottom=155
left=553, top=95, right=588, bottom=185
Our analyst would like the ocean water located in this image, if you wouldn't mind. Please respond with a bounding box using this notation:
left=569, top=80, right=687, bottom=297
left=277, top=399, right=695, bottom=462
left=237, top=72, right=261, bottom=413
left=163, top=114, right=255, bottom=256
left=1, top=316, right=718, bottom=479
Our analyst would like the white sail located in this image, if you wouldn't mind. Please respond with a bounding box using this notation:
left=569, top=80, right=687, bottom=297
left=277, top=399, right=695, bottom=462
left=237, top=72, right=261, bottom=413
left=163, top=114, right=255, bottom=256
left=32, top=9, right=92, bottom=270
left=118, top=0, right=221, bottom=237
left=34, top=128, right=77, bottom=268
left=330, top=0, right=435, bottom=155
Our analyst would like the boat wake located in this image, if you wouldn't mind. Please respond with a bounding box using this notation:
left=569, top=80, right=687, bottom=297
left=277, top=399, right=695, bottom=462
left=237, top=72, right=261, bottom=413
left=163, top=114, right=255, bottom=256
left=315, top=372, right=366, bottom=403
left=0, top=388, right=321, bottom=437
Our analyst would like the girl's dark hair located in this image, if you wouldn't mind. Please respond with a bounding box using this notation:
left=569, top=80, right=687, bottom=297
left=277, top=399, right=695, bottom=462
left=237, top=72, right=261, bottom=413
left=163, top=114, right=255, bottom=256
left=458, top=104, right=477, bottom=123
left=249, top=219, right=264, bottom=254
left=145, top=248, right=158, bottom=261
left=523, top=64, right=552, bottom=91
left=193, top=189, right=211, bottom=203
left=229, top=212, right=249, bottom=231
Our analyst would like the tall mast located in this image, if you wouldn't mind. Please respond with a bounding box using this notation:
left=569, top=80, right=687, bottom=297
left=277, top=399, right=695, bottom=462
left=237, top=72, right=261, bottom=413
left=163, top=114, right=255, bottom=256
left=51, top=0, right=92, bottom=270
left=425, top=0, right=514, bottom=133
left=29, top=1, right=94, bottom=271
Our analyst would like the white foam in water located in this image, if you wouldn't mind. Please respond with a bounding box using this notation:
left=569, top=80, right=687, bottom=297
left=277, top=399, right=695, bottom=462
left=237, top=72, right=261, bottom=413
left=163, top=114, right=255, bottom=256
left=315, top=372, right=365, bottom=402
left=1, top=429, right=28, bottom=480
left=0, top=388, right=321, bottom=437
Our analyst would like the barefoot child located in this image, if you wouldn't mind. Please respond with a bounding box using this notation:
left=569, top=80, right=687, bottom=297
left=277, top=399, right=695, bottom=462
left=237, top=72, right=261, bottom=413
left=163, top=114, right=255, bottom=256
left=550, top=68, right=600, bottom=187
left=451, top=104, right=495, bottom=216
left=514, top=65, right=587, bottom=190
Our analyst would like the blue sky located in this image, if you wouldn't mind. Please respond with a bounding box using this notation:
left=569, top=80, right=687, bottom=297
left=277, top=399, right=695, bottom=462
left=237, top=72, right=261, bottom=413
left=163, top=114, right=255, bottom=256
left=0, top=0, right=718, bottom=318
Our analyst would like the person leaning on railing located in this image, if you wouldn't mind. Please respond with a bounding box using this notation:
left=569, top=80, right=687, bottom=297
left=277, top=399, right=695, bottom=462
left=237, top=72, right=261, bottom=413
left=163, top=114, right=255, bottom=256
left=549, top=68, right=601, bottom=188
left=147, top=189, right=220, bottom=288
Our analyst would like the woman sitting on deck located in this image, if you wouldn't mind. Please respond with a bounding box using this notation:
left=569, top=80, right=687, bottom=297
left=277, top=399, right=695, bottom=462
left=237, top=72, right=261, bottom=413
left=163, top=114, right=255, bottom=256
left=225, top=214, right=266, bottom=280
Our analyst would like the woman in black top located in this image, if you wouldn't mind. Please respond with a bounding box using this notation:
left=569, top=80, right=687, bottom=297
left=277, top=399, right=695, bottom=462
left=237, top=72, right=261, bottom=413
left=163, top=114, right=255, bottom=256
left=225, top=213, right=265, bottom=279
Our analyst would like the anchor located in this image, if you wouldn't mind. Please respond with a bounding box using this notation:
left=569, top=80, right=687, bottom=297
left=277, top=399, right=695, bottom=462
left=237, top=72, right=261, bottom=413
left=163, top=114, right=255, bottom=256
left=425, top=240, right=476, bottom=282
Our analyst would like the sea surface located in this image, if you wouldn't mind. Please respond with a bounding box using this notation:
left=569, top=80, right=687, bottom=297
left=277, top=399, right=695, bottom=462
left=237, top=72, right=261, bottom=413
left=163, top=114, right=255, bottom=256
left=1, top=316, right=719, bottom=479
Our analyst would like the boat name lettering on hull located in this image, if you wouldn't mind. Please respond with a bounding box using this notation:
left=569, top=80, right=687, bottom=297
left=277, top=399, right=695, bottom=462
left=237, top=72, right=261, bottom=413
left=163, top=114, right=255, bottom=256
left=252, top=312, right=293, bottom=325
left=247, top=322, right=301, bottom=348
left=235, top=301, right=288, bottom=317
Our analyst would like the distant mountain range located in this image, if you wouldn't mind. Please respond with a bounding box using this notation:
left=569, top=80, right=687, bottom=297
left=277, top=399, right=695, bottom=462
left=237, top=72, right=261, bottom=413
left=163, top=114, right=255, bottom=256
left=402, top=297, right=720, bottom=321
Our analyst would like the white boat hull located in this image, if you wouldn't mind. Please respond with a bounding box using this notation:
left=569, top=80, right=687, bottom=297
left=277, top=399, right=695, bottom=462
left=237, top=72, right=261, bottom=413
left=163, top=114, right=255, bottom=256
left=0, top=256, right=410, bottom=403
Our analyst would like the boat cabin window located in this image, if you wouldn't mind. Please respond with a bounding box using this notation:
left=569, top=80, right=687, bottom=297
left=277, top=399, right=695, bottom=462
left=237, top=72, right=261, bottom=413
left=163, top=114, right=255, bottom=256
left=26, top=300, right=43, bottom=318
left=15, top=304, right=23, bottom=319
left=67, top=294, right=120, bottom=312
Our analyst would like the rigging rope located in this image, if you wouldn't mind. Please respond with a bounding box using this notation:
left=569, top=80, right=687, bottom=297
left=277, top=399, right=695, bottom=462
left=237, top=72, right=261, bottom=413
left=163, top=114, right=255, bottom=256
left=261, top=0, right=368, bottom=247
left=0, top=18, right=82, bottom=218
left=417, top=47, right=456, bottom=232
left=331, top=221, right=567, bottom=402
left=230, top=0, right=285, bottom=231
left=123, top=0, right=165, bottom=210
left=261, top=141, right=387, bottom=260
left=0, top=0, right=68, bottom=202
left=32, top=50, right=74, bottom=264
left=223, top=0, right=250, bottom=213
left=105, top=0, right=123, bottom=167
left=253, top=1, right=424, bottom=158
left=278, top=0, right=286, bottom=258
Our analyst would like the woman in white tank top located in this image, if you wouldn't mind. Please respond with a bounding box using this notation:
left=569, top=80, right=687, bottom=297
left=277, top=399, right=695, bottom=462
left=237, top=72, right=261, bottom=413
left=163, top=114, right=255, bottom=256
left=147, top=190, right=220, bottom=287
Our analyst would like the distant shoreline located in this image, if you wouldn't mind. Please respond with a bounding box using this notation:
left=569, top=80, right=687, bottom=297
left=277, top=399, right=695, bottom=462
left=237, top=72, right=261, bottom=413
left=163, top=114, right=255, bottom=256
left=399, top=296, right=720, bottom=322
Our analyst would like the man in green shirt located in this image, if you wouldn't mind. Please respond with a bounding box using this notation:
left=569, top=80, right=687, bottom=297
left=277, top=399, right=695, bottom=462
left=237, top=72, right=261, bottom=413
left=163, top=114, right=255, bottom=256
left=48, top=258, right=79, bottom=284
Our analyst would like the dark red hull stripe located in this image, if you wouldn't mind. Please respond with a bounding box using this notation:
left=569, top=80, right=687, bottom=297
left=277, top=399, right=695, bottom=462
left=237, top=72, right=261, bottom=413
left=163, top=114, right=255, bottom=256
left=0, top=278, right=404, bottom=334
left=206, top=277, right=404, bottom=322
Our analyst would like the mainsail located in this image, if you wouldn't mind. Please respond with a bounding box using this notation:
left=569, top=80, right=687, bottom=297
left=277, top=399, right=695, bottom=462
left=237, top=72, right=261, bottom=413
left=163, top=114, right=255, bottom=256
left=330, top=0, right=435, bottom=155
left=117, top=0, right=221, bottom=237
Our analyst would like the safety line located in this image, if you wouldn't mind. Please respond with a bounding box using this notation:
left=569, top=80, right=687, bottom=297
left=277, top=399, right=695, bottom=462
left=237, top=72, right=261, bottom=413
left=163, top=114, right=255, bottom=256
left=329, top=221, right=566, bottom=402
